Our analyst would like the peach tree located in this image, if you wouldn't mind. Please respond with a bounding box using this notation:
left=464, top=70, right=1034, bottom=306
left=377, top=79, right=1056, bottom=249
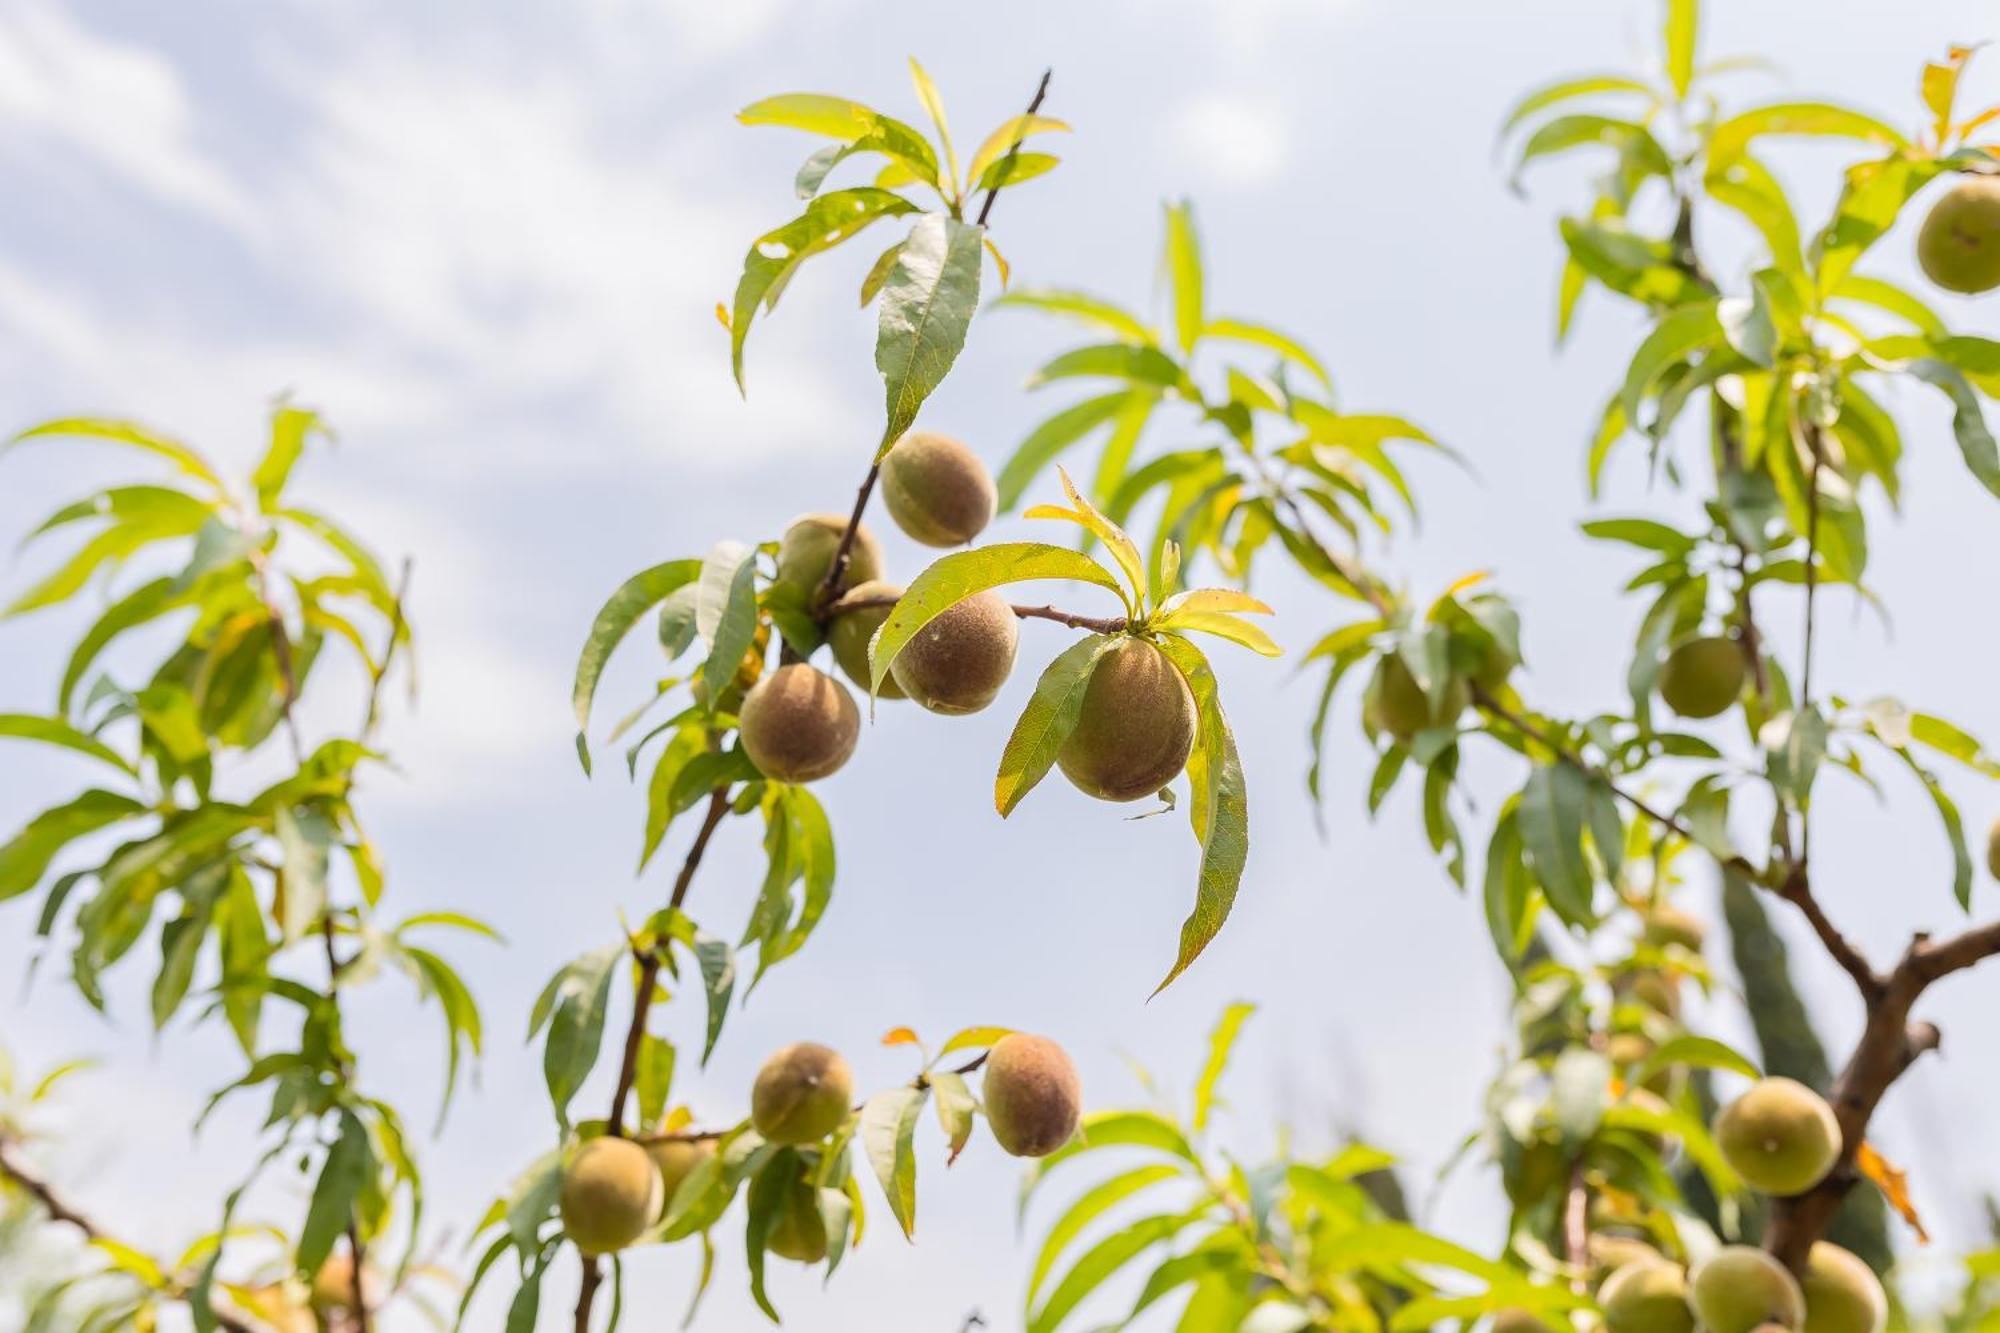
left=5, top=5, right=2000, bottom=1333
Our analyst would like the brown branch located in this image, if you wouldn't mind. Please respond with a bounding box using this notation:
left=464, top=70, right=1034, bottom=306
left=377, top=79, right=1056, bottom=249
left=1562, top=1159, right=1589, bottom=1293
left=1773, top=861, right=1880, bottom=1000
left=0, top=1136, right=258, bottom=1333
left=1763, top=918, right=2000, bottom=1268
left=577, top=785, right=733, bottom=1333
left=826, top=589, right=1128, bottom=636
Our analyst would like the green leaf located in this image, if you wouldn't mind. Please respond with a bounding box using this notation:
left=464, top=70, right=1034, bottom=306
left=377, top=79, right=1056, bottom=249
left=1019, top=1111, right=1198, bottom=1212
left=1512, top=115, right=1671, bottom=186
left=273, top=805, right=333, bottom=944
left=1518, top=764, right=1596, bottom=927
left=875, top=213, right=985, bottom=455
left=695, top=541, right=758, bottom=713
left=1030, top=1210, right=1199, bottom=1333
left=408, top=945, right=484, bottom=1130
left=0, top=790, right=143, bottom=903
left=9, top=418, right=225, bottom=491
left=965, top=114, right=1069, bottom=188
left=1708, top=102, right=1908, bottom=170
left=1579, top=518, right=1694, bottom=555
left=996, top=634, right=1117, bottom=816
left=737, top=94, right=878, bottom=139
left=731, top=189, right=922, bottom=392
left=5, top=510, right=211, bottom=618
left=1620, top=300, right=1722, bottom=429
left=993, top=288, right=1154, bottom=344
left=1027, top=343, right=1185, bottom=390
left=1151, top=638, right=1249, bottom=995
left=1192, top=1002, right=1254, bottom=1132
left=907, top=57, right=959, bottom=196
left=1633, top=1034, right=1761, bottom=1088
left=296, top=1110, right=373, bottom=1276
left=1664, top=0, right=1697, bottom=97
left=693, top=928, right=736, bottom=1064
left=635, top=1034, right=675, bottom=1131
left=997, top=391, right=1134, bottom=511
left=1497, top=74, right=1655, bottom=138
left=1162, top=201, right=1204, bottom=355
left=1907, top=359, right=2000, bottom=501
left=860, top=1086, right=925, bottom=1240
left=573, top=560, right=701, bottom=774
left=930, top=1070, right=976, bottom=1164
left=0, top=713, right=134, bottom=774
left=866, top=542, right=1123, bottom=696
left=1201, top=318, right=1332, bottom=390
left=1026, top=1164, right=1184, bottom=1307
left=1886, top=744, right=1974, bottom=910
left=542, top=942, right=622, bottom=1127
left=252, top=404, right=322, bottom=509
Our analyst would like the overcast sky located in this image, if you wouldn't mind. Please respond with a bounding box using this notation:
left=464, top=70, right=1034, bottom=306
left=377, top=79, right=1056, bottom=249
left=3, top=2, right=1999, bottom=1329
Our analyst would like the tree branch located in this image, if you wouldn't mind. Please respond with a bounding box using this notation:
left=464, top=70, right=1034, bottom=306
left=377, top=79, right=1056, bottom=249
left=825, top=590, right=1127, bottom=636
left=0, top=1137, right=257, bottom=1333
left=576, top=784, right=733, bottom=1332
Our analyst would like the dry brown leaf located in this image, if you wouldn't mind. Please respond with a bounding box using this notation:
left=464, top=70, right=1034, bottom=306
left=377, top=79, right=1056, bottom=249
left=1856, top=1140, right=1930, bottom=1243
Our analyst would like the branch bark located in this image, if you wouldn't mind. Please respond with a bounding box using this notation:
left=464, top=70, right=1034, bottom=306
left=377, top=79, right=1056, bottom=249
left=825, top=590, right=1127, bottom=636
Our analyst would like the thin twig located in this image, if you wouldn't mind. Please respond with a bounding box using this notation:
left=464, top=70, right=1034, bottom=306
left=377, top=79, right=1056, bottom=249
left=974, top=70, right=1053, bottom=228
left=826, top=590, right=1128, bottom=636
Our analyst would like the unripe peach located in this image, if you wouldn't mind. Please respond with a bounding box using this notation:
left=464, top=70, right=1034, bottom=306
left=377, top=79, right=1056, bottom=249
left=1590, top=1233, right=1663, bottom=1284
left=775, top=514, right=883, bottom=602
left=750, top=1042, right=853, bottom=1145
left=889, top=590, right=1018, bottom=714
left=827, top=580, right=906, bottom=700
left=739, top=664, right=860, bottom=783
left=1714, top=1077, right=1841, bottom=1197
left=982, top=1033, right=1082, bottom=1158
left=1490, top=1309, right=1556, bottom=1333
left=1918, top=178, right=2000, bottom=294
left=559, top=1137, right=664, bottom=1255
left=1659, top=637, right=1745, bottom=719
left=1600, top=1258, right=1695, bottom=1333
left=1690, top=1247, right=1805, bottom=1333
left=1056, top=637, right=1198, bottom=802
left=1614, top=969, right=1682, bottom=1020
left=1365, top=654, right=1468, bottom=742
left=765, top=1176, right=828, bottom=1263
left=645, top=1136, right=716, bottom=1213
left=880, top=431, right=996, bottom=547
left=1799, top=1242, right=1886, bottom=1333
left=308, top=1250, right=380, bottom=1315
left=1643, top=907, right=1706, bottom=952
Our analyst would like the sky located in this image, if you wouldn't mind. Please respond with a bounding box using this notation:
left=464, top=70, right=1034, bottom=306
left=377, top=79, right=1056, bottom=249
left=2, top=1, right=1999, bottom=1329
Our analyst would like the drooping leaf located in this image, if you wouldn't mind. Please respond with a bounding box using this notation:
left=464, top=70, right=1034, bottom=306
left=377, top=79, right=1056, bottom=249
left=730, top=189, right=922, bottom=392
left=860, top=1086, right=926, bottom=1240
left=572, top=560, right=702, bottom=774
left=995, top=634, right=1117, bottom=816
left=875, top=213, right=986, bottom=455
left=1151, top=637, right=1249, bottom=995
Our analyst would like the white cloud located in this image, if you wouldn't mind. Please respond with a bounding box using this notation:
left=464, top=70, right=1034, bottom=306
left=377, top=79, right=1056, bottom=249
left=1172, top=93, right=1292, bottom=187
left=0, top=0, right=256, bottom=233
